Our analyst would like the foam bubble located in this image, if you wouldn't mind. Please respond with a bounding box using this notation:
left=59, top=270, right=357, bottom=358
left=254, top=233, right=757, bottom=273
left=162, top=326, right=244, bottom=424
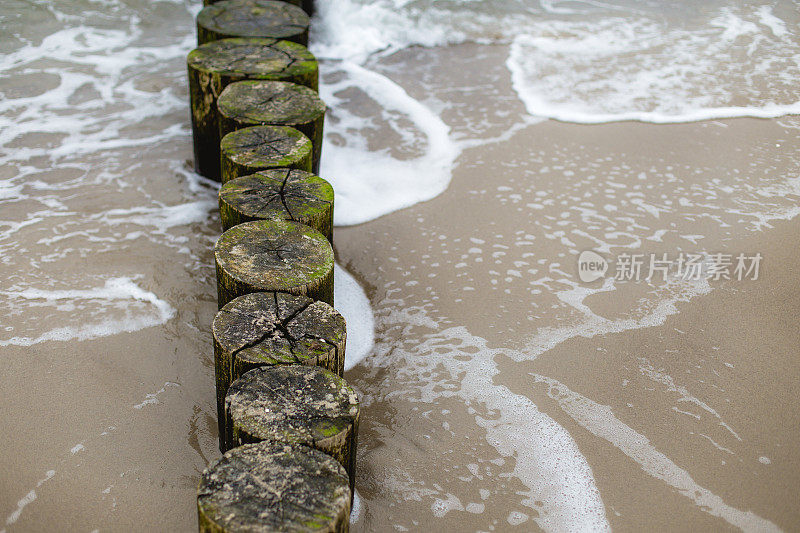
left=133, top=382, right=180, bottom=409
left=3, top=470, right=56, bottom=528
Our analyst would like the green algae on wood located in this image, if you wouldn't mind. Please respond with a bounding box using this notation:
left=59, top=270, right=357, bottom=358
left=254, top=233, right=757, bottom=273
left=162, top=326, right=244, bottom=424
left=219, top=169, right=334, bottom=242
left=187, top=38, right=318, bottom=180
left=197, top=0, right=310, bottom=46
left=203, top=0, right=311, bottom=16
left=225, top=365, right=360, bottom=493
left=218, top=80, right=326, bottom=174
left=213, top=291, right=346, bottom=450
left=197, top=441, right=350, bottom=533
left=214, top=219, right=334, bottom=309
left=220, top=125, right=312, bottom=184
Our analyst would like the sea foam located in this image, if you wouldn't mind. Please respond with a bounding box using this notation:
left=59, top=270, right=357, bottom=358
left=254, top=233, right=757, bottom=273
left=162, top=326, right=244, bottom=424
left=317, top=62, right=458, bottom=226
left=507, top=7, right=800, bottom=123
left=0, top=277, right=175, bottom=347
left=334, top=263, right=375, bottom=370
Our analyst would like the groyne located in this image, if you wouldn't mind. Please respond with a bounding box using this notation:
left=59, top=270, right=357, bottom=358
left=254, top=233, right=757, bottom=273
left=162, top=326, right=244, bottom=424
left=187, top=1, right=360, bottom=530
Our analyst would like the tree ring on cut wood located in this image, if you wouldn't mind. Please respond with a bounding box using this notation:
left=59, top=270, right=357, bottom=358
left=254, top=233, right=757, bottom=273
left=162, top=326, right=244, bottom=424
left=220, top=125, right=312, bottom=184
left=197, top=440, right=350, bottom=532
left=218, top=169, right=334, bottom=242
left=197, top=0, right=310, bottom=46
left=214, top=219, right=334, bottom=309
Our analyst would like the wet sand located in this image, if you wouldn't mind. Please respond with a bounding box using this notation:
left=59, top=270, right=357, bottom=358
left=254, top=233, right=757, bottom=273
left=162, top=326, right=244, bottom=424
left=334, top=43, right=800, bottom=531
left=1, top=31, right=799, bottom=533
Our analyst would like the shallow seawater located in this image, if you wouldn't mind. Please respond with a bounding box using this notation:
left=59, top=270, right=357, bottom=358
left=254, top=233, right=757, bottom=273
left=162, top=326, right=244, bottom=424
left=1, top=0, right=799, bottom=531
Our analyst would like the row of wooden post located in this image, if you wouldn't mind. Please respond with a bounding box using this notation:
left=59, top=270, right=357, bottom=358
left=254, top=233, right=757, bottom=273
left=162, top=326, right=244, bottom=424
left=187, top=1, right=360, bottom=531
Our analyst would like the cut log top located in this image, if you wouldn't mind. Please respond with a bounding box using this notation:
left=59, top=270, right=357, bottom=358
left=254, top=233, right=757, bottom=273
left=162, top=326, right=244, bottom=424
left=204, top=0, right=313, bottom=16
left=215, top=219, right=333, bottom=293
left=197, top=0, right=310, bottom=46
left=187, top=38, right=317, bottom=87
left=227, top=365, right=359, bottom=449
left=197, top=441, right=350, bottom=533
left=213, top=291, right=345, bottom=370
left=219, top=169, right=334, bottom=237
left=220, top=125, right=312, bottom=179
left=218, top=80, right=326, bottom=128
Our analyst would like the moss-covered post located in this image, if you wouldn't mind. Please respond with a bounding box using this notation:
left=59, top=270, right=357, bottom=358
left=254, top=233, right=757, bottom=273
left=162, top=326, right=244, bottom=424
left=225, top=366, right=360, bottom=492
left=218, top=80, right=326, bottom=174
left=187, top=38, right=318, bottom=180
left=220, top=125, right=312, bottom=183
left=213, top=291, right=346, bottom=450
left=197, top=441, right=350, bottom=532
left=219, top=169, right=334, bottom=242
left=203, top=0, right=311, bottom=15
left=197, top=0, right=310, bottom=46
left=214, top=219, right=334, bottom=309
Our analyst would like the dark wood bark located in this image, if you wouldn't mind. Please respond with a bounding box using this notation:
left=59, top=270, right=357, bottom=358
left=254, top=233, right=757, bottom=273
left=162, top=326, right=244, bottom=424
left=187, top=38, right=318, bottom=180
left=197, top=0, right=309, bottom=46
left=213, top=291, right=346, bottom=450
left=218, top=80, right=326, bottom=174
left=197, top=441, right=350, bottom=532
left=220, top=125, right=312, bottom=183
left=214, top=219, right=334, bottom=309
left=225, top=365, right=359, bottom=494
left=219, top=169, right=334, bottom=242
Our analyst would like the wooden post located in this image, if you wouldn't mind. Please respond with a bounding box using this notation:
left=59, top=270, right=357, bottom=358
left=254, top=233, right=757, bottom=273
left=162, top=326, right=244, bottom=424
left=214, top=219, right=334, bottom=309
left=220, top=125, right=312, bottom=183
left=218, top=80, right=326, bottom=174
left=218, top=169, right=334, bottom=242
left=197, top=441, right=350, bottom=532
left=197, top=0, right=310, bottom=46
left=213, top=291, right=346, bottom=450
left=225, top=365, right=360, bottom=494
left=187, top=38, right=318, bottom=180
left=203, top=0, right=311, bottom=16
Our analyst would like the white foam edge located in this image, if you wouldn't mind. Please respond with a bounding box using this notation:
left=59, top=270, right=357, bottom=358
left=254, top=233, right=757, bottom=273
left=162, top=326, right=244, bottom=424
left=349, top=490, right=362, bottom=523
left=319, top=61, right=459, bottom=226
left=375, top=309, right=611, bottom=532
left=334, top=263, right=375, bottom=371
left=507, top=34, right=800, bottom=124
left=532, top=373, right=781, bottom=532
left=0, top=277, right=175, bottom=347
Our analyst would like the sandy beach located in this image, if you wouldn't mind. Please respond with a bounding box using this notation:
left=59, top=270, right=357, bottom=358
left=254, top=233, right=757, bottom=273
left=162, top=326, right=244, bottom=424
left=1, top=0, right=799, bottom=531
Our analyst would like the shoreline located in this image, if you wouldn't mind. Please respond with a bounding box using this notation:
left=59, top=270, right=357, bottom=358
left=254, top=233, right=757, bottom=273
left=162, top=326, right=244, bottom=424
left=1, top=2, right=799, bottom=530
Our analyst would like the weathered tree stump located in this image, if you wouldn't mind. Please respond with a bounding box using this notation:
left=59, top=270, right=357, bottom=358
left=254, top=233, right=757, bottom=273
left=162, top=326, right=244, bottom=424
left=219, top=169, right=334, bottom=242
left=220, top=125, right=312, bottom=184
left=197, top=441, right=350, bottom=533
left=213, top=291, right=346, bottom=450
left=215, top=219, right=334, bottom=309
left=225, top=365, right=360, bottom=493
left=187, top=38, right=318, bottom=180
left=197, top=0, right=310, bottom=47
left=204, top=0, right=311, bottom=16
left=218, top=80, right=326, bottom=174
